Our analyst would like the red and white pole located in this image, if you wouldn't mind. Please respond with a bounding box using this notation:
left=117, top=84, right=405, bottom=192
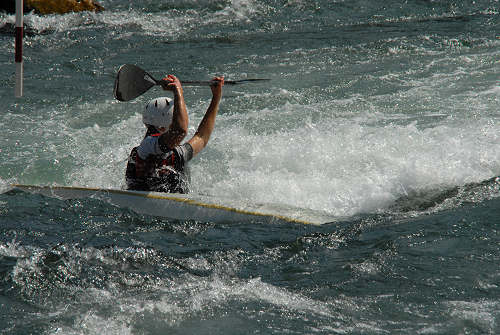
left=15, top=0, right=23, bottom=97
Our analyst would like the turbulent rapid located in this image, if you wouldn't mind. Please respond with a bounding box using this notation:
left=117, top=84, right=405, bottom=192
left=1, top=0, right=499, bottom=334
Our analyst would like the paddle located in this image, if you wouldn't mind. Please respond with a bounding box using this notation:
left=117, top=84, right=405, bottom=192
left=114, top=64, right=270, bottom=102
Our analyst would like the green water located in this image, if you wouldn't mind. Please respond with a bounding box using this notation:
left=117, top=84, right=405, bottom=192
left=1, top=0, right=499, bottom=333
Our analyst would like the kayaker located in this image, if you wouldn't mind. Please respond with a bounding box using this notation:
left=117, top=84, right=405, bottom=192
left=125, top=74, right=224, bottom=193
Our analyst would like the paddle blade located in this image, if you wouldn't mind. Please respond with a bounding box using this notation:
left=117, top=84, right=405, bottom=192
left=114, top=64, right=159, bottom=102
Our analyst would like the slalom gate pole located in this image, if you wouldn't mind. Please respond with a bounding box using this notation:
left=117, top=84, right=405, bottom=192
left=15, top=0, right=23, bottom=97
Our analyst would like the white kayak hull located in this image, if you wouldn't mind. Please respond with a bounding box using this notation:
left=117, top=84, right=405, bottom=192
left=12, top=184, right=334, bottom=225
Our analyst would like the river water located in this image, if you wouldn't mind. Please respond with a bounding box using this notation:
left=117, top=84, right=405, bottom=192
left=1, top=0, right=500, bottom=333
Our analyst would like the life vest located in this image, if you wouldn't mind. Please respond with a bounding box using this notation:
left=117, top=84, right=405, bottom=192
left=125, top=135, right=189, bottom=194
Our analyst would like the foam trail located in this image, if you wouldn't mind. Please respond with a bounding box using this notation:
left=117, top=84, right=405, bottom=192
left=190, top=103, right=500, bottom=217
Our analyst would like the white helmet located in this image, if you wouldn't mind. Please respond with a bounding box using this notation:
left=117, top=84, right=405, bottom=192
left=142, top=97, right=174, bottom=129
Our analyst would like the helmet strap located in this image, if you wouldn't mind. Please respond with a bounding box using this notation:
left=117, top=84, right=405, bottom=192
left=145, top=125, right=160, bottom=137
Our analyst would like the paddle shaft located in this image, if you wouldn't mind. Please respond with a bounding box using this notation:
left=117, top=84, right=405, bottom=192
left=159, top=79, right=267, bottom=87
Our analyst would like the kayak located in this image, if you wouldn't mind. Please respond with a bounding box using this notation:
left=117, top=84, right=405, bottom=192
left=12, top=184, right=335, bottom=225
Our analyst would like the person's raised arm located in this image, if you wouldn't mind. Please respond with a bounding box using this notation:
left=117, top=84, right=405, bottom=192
left=188, top=76, right=224, bottom=156
left=159, top=75, right=188, bottom=149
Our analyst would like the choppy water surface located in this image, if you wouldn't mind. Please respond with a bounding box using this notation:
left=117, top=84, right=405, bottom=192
left=1, top=0, right=499, bottom=333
